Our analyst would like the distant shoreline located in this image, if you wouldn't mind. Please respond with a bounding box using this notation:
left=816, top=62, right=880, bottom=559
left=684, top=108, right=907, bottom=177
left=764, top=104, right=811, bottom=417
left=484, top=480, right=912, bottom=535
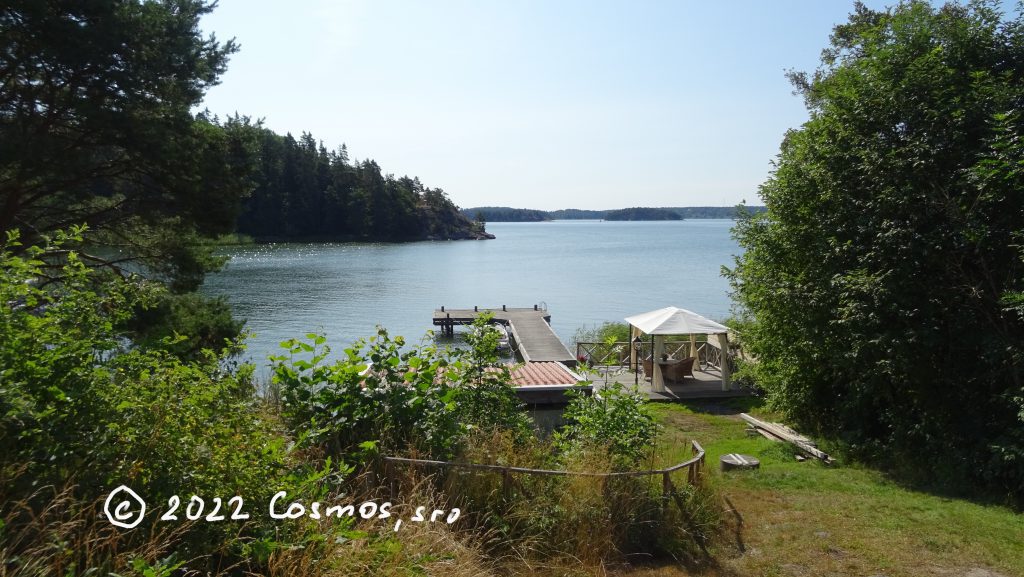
left=462, top=205, right=766, bottom=222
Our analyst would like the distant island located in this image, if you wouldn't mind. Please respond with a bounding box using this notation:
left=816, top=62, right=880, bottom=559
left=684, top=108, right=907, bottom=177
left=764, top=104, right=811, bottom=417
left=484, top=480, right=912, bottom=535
left=605, top=207, right=682, bottom=221
left=461, top=205, right=765, bottom=222
left=467, top=206, right=548, bottom=222
left=548, top=208, right=609, bottom=220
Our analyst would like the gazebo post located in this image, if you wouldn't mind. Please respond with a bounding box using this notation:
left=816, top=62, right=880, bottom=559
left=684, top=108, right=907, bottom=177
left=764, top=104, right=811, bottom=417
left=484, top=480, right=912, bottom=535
left=716, top=332, right=731, bottom=390
left=629, top=325, right=639, bottom=371
left=653, top=335, right=666, bottom=392
left=689, top=333, right=698, bottom=365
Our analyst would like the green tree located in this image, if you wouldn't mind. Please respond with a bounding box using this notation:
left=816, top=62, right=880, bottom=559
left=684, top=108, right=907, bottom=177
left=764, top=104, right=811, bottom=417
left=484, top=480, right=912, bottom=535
left=0, top=0, right=256, bottom=290
left=448, top=314, right=532, bottom=439
left=728, top=1, right=1024, bottom=502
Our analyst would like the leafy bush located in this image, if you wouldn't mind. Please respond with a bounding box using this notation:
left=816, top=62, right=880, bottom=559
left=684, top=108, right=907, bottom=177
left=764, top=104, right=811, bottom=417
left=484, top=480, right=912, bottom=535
left=556, top=382, right=660, bottom=469
left=574, top=321, right=631, bottom=344
left=272, top=314, right=532, bottom=461
left=124, top=291, right=245, bottom=359
left=273, top=328, right=465, bottom=460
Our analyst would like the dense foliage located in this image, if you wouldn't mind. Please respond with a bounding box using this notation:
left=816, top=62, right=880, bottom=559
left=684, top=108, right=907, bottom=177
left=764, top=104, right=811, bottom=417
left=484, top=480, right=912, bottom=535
left=272, top=315, right=530, bottom=461
left=728, top=0, right=1024, bottom=502
left=238, top=131, right=489, bottom=241
left=0, top=0, right=270, bottom=360
left=574, top=321, right=632, bottom=345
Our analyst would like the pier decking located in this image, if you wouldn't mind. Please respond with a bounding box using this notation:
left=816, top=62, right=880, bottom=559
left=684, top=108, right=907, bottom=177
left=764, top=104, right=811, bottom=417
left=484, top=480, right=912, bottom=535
left=590, top=365, right=752, bottom=401
left=433, top=307, right=576, bottom=365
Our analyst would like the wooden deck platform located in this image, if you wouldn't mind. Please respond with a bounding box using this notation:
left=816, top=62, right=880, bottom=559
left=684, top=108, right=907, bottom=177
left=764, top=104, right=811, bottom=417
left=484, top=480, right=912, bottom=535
left=433, top=307, right=576, bottom=365
left=590, top=365, right=753, bottom=401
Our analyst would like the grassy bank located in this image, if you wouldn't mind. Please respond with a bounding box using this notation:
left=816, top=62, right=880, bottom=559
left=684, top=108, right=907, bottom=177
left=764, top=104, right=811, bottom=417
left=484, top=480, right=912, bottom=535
left=642, top=401, right=1024, bottom=577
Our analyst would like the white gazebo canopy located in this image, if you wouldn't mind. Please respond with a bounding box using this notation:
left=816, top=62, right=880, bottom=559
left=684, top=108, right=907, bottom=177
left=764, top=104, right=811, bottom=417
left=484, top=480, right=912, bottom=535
left=624, top=306, right=728, bottom=335
left=625, top=306, right=732, bottom=392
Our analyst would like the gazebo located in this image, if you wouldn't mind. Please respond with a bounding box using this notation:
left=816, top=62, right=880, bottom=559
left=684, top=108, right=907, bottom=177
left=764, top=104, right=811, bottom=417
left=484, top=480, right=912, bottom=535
left=625, top=306, right=731, bottom=393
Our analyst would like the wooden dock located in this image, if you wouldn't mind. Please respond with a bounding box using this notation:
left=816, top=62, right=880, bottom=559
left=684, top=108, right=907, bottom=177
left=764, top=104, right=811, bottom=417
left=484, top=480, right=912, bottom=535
left=433, top=306, right=576, bottom=365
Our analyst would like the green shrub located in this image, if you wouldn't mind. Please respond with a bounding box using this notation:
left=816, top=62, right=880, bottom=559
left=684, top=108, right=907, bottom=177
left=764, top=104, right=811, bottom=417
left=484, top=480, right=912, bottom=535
left=272, top=314, right=532, bottom=462
left=573, top=321, right=631, bottom=345
left=124, top=291, right=245, bottom=359
left=273, top=328, right=465, bottom=460
left=445, top=314, right=532, bottom=441
left=556, top=382, right=660, bottom=469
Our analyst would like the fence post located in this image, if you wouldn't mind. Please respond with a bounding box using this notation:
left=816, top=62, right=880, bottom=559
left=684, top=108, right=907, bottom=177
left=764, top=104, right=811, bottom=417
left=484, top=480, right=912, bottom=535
left=386, top=460, right=396, bottom=500
left=662, top=471, right=672, bottom=514
left=367, top=466, right=377, bottom=496
left=502, top=469, right=511, bottom=499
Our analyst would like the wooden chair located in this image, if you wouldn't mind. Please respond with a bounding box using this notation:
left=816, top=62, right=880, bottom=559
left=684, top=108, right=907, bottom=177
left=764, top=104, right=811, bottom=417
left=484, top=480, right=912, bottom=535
left=661, top=357, right=695, bottom=383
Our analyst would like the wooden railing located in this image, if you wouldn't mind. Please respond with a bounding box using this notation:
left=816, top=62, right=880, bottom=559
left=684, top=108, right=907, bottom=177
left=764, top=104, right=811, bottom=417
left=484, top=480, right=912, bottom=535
left=575, top=341, right=693, bottom=367
left=577, top=340, right=741, bottom=373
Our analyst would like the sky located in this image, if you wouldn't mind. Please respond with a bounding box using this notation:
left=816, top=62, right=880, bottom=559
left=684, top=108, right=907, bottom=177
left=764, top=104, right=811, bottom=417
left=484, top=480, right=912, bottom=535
left=197, top=0, right=946, bottom=210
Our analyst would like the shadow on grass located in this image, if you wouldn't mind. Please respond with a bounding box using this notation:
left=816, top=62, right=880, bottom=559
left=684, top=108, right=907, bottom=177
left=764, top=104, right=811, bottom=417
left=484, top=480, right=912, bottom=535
left=673, top=396, right=766, bottom=416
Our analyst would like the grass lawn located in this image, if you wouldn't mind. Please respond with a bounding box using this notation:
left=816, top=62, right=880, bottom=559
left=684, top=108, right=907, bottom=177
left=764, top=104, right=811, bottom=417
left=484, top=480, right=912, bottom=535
left=639, top=399, right=1024, bottom=577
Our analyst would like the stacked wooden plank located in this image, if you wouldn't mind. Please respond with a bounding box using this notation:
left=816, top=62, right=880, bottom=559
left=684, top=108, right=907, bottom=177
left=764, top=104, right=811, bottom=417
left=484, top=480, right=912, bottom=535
left=740, top=413, right=834, bottom=464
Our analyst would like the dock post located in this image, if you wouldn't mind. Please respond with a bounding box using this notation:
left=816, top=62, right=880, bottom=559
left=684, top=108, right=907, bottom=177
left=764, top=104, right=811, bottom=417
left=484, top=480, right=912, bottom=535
left=502, top=304, right=506, bottom=311
left=474, top=305, right=478, bottom=312
left=441, top=305, right=445, bottom=312
left=534, top=304, right=538, bottom=311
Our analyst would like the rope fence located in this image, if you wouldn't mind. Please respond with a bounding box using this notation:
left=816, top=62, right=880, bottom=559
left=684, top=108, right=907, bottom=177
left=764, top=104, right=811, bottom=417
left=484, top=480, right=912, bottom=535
left=381, top=439, right=705, bottom=504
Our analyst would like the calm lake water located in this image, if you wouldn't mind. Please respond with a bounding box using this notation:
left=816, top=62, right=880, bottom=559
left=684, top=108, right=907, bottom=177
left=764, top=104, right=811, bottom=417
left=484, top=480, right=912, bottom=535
left=201, top=220, right=742, bottom=366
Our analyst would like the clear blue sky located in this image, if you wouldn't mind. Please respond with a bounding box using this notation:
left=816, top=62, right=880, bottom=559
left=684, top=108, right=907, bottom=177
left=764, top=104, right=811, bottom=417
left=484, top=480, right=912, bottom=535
left=196, top=1, right=978, bottom=210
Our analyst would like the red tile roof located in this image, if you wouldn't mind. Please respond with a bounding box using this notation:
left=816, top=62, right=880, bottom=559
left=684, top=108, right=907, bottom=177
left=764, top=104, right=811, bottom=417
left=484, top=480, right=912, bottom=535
left=509, top=362, right=582, bottom=387
left=387, top=361, right=584, bottom=388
